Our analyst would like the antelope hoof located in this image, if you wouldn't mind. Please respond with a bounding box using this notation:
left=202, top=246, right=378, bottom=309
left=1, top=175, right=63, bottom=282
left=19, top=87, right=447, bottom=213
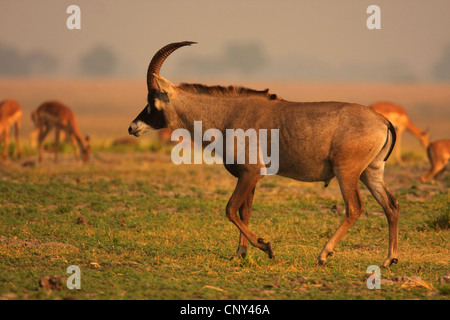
left=382, top=257, right=398, bottom=268
left=317, top=251, right=334, bottom=266
left=231, top=245, right=247, bottom=260
left=257, top=238, right=274, bottom=259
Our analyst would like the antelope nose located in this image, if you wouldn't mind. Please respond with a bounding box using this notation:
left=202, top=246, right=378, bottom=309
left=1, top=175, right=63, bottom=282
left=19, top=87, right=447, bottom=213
left=128, top=123, right=136, bottom=135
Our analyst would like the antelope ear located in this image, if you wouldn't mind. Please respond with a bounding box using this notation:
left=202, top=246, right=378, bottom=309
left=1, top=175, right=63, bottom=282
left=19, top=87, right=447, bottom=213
left=153, top=74, right=176, bottom=100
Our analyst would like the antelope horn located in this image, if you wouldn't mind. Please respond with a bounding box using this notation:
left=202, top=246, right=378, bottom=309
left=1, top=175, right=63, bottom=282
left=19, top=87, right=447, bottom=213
left=147, top=41, right=197, bottom=91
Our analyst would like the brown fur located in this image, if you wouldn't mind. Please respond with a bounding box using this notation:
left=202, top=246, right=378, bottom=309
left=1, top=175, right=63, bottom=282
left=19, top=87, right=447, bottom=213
left=31, top=101, right=90, bottom=163
left=421, top=139, right=450, bottom=183
left=370, top=101, right=430, bottom=164
left=0, top=99, right=22, bottom=160
left=156, top=84, right=278, bottom=144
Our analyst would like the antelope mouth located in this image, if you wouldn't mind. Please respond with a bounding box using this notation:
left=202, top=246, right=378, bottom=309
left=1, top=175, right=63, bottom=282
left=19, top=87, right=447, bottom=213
left=128, top=121, right=149, bottom=137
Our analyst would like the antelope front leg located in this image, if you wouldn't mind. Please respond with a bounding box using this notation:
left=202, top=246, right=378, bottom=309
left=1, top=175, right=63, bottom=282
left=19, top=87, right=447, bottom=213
left=226, top=174, right=274, bottom=259
left=14, top=122, right=21, bottom=159
left=54, top=128, right=61, bottom=163
left=233, top=186, right=256, bottom=259
left=69, top=134, right=81, bottom=161
left=38, top=124, right=50, bottom=162
left=2, top=130, right=10, bottom=160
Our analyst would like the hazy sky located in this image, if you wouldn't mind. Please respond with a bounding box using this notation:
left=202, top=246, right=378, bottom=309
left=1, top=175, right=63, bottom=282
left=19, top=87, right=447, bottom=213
left=1, top=0, right=450, bottom=82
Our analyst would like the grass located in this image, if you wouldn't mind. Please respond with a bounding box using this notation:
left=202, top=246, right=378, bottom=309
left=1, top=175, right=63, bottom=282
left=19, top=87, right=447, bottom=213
left=0, top=144, right=449, bottom=300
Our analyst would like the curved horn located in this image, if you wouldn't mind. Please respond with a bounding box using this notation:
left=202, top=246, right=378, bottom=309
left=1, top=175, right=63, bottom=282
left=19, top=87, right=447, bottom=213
left=147, top=41, right=197, bottom=91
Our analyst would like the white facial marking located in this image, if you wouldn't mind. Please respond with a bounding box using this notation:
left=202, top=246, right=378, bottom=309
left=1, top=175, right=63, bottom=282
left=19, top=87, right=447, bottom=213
left=154, top=100, right=162, bottom=110
left=129, top=120, right=150, bottom=137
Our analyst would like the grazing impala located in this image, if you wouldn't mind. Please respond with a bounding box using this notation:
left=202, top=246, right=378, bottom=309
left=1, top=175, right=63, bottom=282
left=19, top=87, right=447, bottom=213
left=370, top=102, right=430, bottom=164
left=129, top=42, right=399, bottom=267
left=0, top=99, right=22, bottom=160
left=31, top=101, right=90, bottom=163
left=421, top=139, right=450, bottom=183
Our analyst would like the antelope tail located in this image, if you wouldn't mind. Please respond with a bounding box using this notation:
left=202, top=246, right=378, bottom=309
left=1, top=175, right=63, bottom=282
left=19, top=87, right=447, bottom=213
left=384, top=120, right=397, bottom=162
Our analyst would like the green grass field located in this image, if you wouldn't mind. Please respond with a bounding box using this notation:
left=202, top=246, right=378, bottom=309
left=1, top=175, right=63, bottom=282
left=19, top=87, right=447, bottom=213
left=0, top=143, right=448, bottom=300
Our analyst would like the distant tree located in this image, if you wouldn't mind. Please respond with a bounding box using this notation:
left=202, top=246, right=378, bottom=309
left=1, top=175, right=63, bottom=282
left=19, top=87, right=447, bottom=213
left=80, top=45, right=117, bottom=76
left=26, top=51, right=58, bottom=75
left=432, top=45, right=450, bottom=81
left=0, top=43, right=58, bottom=76
left=176, top=41, right=267, bottom=77
left=0, top=43, right=29, bottom=75
left=224, top=42, right=267, bottom=75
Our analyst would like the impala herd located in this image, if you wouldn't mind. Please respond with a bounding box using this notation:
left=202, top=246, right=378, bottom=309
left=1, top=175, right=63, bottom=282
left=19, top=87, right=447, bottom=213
left=0, top=99, right=90, bottom=163
left=0, top=42, right=449, bottom=266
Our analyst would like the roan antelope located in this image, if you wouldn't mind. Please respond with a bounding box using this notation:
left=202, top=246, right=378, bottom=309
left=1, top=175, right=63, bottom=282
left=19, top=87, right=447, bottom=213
left=31, top=101, right=90, bottom=163
left=0, top=99, right=22, bottom=160
left=420, top=139, right=450, bottom=183
left=129, top=42, right=399, bottom=267
left=370, top=102, right=430, bottom=164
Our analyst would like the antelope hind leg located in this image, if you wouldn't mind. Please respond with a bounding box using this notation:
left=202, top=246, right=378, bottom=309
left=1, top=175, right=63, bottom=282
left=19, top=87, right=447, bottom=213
left=317, top=173, right=364, bottom=265
left=360, top=165, right=399, bottom=267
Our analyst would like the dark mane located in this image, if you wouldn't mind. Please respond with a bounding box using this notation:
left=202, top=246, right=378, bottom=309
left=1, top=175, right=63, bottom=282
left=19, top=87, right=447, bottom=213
left=178, top=83, right=278, bottom=100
